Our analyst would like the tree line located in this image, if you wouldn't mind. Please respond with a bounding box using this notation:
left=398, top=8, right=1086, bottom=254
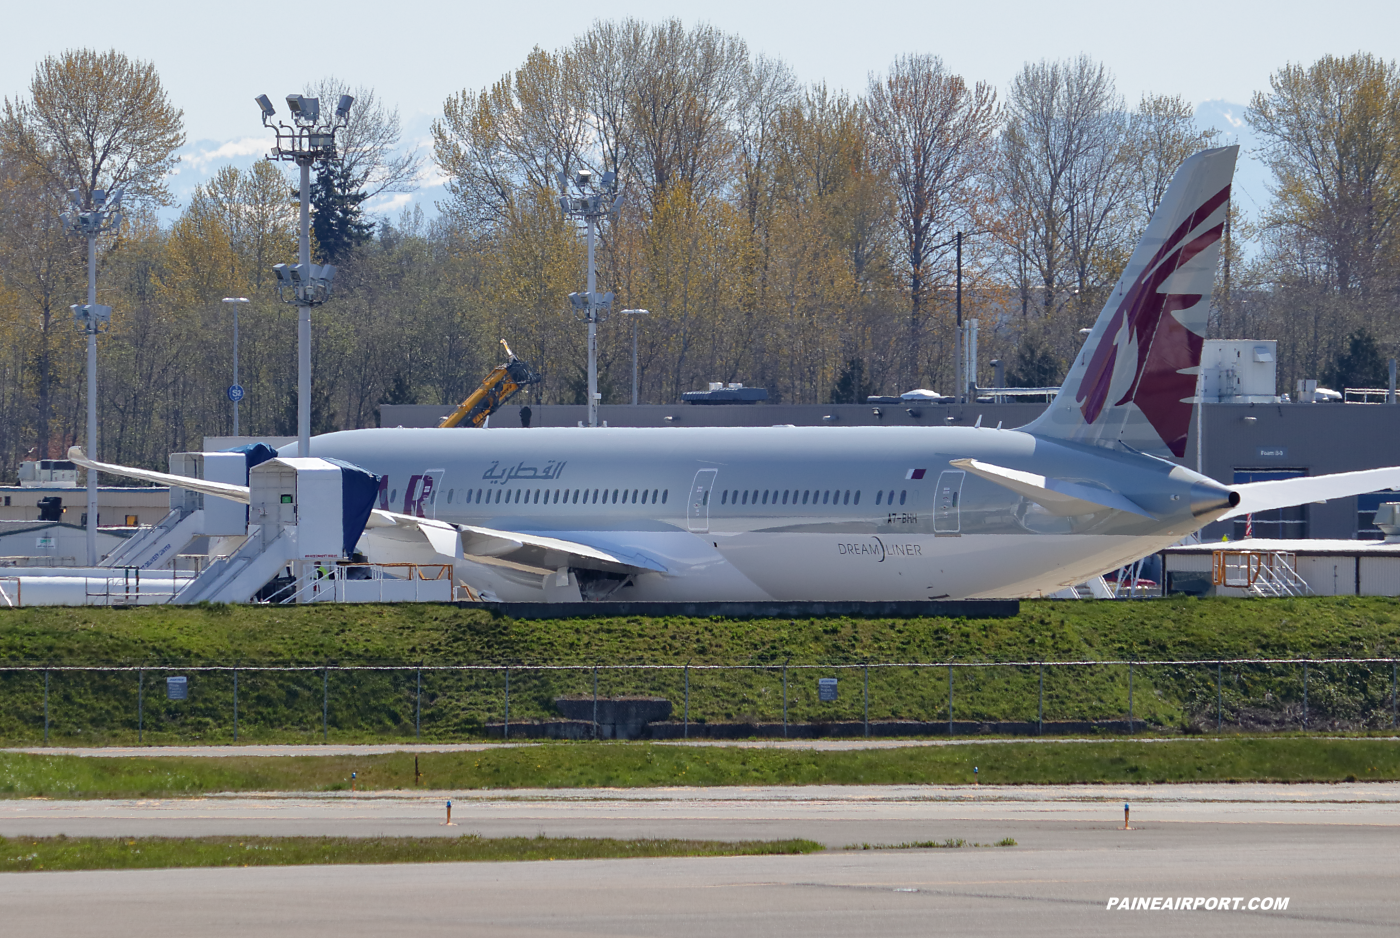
left=0, top=28, right=1396, bottom=473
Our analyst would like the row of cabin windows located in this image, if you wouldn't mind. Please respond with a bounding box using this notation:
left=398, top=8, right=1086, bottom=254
left=438, top=487, right=668, bottom=506
left=718, top=489, right=908, bottom=507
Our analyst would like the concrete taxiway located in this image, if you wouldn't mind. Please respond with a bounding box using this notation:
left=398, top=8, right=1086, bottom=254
left=1, top=783, right=1396, bottom=935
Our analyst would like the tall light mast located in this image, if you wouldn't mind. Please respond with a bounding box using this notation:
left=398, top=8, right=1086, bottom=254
left=559, top=170, right=624, bottom=427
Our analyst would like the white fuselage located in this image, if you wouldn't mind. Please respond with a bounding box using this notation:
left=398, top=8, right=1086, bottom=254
left=302, top=425, right=1216, bottom=601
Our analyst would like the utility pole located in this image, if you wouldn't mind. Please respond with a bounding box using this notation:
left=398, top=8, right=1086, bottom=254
left=63, top=188, right=122, bottom=565
left=256, top=93, right=354, bottom=455
left=222, top=298, right=250, bottom=436
left=955, top=231, right=963, bottom=402
left=621, top=309, right=649, bottom=405
left=559, top=170, right=624, bottom=427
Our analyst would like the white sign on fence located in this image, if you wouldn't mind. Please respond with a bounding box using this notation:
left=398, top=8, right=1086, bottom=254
left=166, top=676, right=188, bottom=701
left=818, top=677, right=838, bottom=701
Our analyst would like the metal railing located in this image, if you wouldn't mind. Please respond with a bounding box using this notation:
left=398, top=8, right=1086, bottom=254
left=1, top=657, right=1396, bottom=745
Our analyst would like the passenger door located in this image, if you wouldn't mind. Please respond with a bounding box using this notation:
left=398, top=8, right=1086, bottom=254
left=688, top=469, right=718, bottom=533
left=933, top=470, right=965, bottom=533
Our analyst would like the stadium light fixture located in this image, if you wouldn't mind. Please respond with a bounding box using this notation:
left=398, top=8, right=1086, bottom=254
left=258, top=84, right=356, bottom=457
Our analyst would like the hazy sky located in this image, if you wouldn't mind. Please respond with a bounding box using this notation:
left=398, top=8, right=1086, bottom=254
left=3, top=0, right=1395, bottom=216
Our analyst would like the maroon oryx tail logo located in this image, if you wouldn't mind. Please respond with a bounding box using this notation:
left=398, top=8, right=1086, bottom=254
left=1075, top=184, right=1230, bottom=458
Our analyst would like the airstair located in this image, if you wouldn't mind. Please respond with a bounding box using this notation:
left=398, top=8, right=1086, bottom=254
left=170, top=457, right=351, bottom=605
left=100, top=451, right=251, bottom=570
left=1211, top=550, right=1314, bottom=597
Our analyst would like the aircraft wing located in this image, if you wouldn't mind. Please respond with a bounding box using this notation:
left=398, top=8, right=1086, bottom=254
left=364, top=513, right=666, bottom=575
left=1221, top=467, right=1400, bottom=520
left=951, top=458, right=1155, bottom=518
left=68, top=447, right=250, bottom=503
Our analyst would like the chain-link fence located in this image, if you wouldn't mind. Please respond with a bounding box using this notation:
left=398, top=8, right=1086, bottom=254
left=1, top=659, right=1397, bottom=746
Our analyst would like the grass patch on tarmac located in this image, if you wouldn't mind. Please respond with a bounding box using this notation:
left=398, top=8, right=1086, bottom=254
left=3, top=737, right=1400, bottom=797
left=0, top=834, right=822, bottom=872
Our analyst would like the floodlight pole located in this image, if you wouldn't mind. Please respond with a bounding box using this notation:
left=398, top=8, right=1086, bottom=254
left=257, top=91, right=353, bottom=458
left=559, top=171, right=622, bottom=427
left=64, top=188, right=121, bottom=566
left=297, top=158, right=312, bottom=456
left=84, top=230, right=97, bottom=565
left=587, top=213, right=598, bottom=428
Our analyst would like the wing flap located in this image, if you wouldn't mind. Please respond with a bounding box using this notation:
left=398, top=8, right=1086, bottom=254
left=950, top=458, right=1155, bottom=518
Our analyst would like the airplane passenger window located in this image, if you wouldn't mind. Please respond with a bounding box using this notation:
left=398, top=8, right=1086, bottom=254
left=900, top=490, right=907, bottom=505
left=888, top=490, right=895, bottom=504
left=534, top=490, right=541, bottom=503
left=703, top=491, right=709, bottom=505
left=476, top=489, right=483, bottom=503
left=741, top=491, right=749, bottom=505
left=642, top=489, right=649, bottom=504
left=853, top=491, right=860, bottom=505
left=593, top=489, right=600, bottom=503
left=390, top=489, right=398, bottom=503
left=802, top=491, right=809, bottom=504
left=571, top=490, right=579, bottom=503
left=553, top=490, right=560, bottom=503
left=653, top=489, right=660, bottom=503
left=630, top=489, right=637, bottom=502
left=662, top=489, right=668, bottom=503
left=822, top=491, right=829, bottom=505
left=496, top=490, right=503, bottom=503
left=753, top=490, right=760, bottom=503
left=876, top=491, right=883, bottom=505
left=612, top=489, right=619, bottom=503
left=760, top=491, right=767, bottom=505
left=447, top=490, right=454, bottom=503
left=722, top=491, right=728, bottom=505
left=843, top=490, right=850, bottom=505
left=782, top=491, right=789, bottom=504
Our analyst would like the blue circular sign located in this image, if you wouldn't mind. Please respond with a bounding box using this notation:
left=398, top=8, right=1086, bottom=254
left=227, top=384, right=245, bottom=403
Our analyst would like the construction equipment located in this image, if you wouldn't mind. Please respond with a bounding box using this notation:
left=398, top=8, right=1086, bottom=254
left=438, top=341, right=541, bottom=429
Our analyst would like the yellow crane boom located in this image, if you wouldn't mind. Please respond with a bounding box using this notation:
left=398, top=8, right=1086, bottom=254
left=438, top=340, right=542, bottom=428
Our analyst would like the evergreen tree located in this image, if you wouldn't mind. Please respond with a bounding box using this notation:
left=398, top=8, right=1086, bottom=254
left=1328, top=330, right=1389, bottom=390
left=1007, top=336, right=1062, bottom=388
left=830, top=359, right=875, bottom=403
left=309, top=160, right=373, bottom=263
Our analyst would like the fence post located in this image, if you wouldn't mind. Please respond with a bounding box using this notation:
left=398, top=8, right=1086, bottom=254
left=1038, top=663, right=1044, bottom=736
left=43, top=669, right=49, bottom=746
left=1302, top=661, right=1308, bottom=728
left=1216, top=662, right=1223, bottom=732
left=683, top=664, right=689, bottom=739
left=416, top=666, right=422, bottom=738
left=322, top=665, right=329, bottom=742
left=782, top=660, right=788, bottom=739
left=504, top=668, right=510, bottom=740
left=233, top=668, right=238, bottom=743
left=592, top=665, right=598, bottom=740
left=1392, top=661, right=1397, bottom=730
left=137, top=668, right=143, bottom=744
left=947, top=664, right=953, bottom=736
left=1128, top=662, right=1133, bottom=733
left=863, top=664, right=869, bottom=738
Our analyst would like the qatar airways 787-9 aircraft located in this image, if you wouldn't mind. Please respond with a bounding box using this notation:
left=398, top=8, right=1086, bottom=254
left=74, top=146, right=1400, bottom=601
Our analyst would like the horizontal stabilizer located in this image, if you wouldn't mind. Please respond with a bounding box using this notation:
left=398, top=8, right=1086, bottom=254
left=950, top=458, right=1155, bottom=518
left=68, top=447, right=249, bottom=503
left=1222, top=467, right=1400, bottom=520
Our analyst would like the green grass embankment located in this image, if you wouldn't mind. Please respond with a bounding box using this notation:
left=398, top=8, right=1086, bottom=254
left=0, top=834, right=823, bottom=872
left=2, top=738, right=1398, bottom=797
left=1, top=597, right=1399, bottom=743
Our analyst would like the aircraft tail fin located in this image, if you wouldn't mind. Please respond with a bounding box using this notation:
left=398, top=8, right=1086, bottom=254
left=1024, top=146, right=1238, bottom=458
